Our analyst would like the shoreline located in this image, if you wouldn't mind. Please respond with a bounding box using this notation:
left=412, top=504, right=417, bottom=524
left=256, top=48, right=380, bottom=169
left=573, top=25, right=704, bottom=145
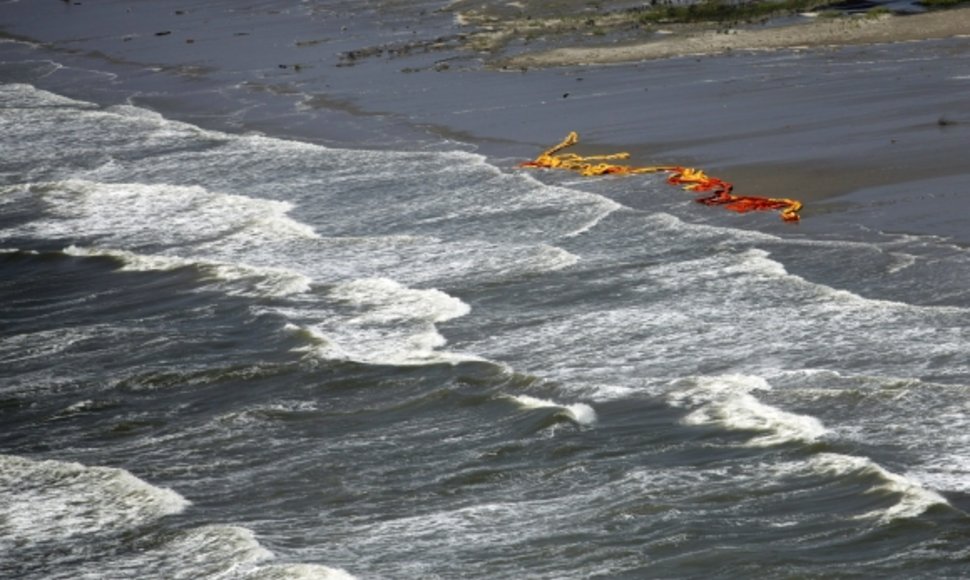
left=2, top=2, right=969, bottom=235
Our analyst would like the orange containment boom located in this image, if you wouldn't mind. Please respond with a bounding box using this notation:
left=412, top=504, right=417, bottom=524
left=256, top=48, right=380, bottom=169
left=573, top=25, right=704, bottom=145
left=519, top=132, right=802, bottom=222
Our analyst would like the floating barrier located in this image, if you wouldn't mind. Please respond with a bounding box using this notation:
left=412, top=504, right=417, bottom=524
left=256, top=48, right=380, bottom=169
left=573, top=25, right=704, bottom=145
left=520, top=132, right=802, bottom=222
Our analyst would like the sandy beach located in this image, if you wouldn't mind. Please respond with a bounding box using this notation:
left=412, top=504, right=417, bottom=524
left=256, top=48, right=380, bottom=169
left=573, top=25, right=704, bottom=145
left=500, top=8, right=970, bottom=67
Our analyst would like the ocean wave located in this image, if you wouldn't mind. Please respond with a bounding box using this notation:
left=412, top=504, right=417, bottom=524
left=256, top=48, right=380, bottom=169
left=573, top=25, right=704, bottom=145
left=0, top=81, right=97, bottom=109
left=4, top=82, right=588, bottom=292
left=716, top=247, right=968, bottom=316
left=64, top=245, right=313, bottom=298
left=286, top=322, right=481, bottom=367
left=810, top=453, right=950, bottom=523
left=0, top=453, right=189, bottom=547
left=503, top=394, right=597, bottom=426
left=90, top=524, right=356, bottom=580
left=279, top=277, right=482, bottom=366
left=0, top=323, right=135, bottom=370
left=0, top=454, right=354, bottom=579
left=662, top=372, right=953, bottom=523
left=245, top=563, right=357, bottom=580
left=668, top=375, right=828, bottom=447
left=330, top=277, right=470, bottom=324
left=14, top=179, right=318, bottom=248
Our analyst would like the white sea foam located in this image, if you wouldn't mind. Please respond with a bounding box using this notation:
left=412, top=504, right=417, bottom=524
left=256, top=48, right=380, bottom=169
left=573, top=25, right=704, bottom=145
left=474, top=243, right=580, bottom=277
left=280, top=278, right=480, bottom=366
left=20, top=179, right=318, bottom=248
left=0, top=454, right=189, bottom=547
left=719, top=247, right=960, bottom=316
left=4, top=177, right=322, bottom=299
left=724, top=248, right=790, bottom=279
left=0, top=323, right=133, bottom=370
left=907, top=455, right=970, bottom=495
left=244, top=564, right=358, bottom=580
left=515, top=171, right=627, bottom=239
left=887, top=251, right=918, bottom=274
left=505, top=394, right=598, bottom=426
left=87, top=524, right=356, bottom=580
left=330, top=277, right=470, bottom=324
left=647, top=211, right=780, bottom=243
left=0, top=462, right=362, bottom=580
left=58, top=399, right=99, bottom=415
left=0, top=82, right=96, bottom=109
left=668, top=375, right=828, bottom=447
left=216, top=400, right=320, bottom=430
left=561, top=198, right=622, bottom=238
left=155, top=525, right=274, bottom=576
left=619, top=449, right=948, bottom=526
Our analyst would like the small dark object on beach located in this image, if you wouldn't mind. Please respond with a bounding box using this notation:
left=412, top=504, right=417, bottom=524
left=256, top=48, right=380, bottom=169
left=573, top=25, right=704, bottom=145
left=155, top=31, right=172, bottom=36
left=937, top=115, right=958, bottom=126
left=563, top=92, right=570, bottom=98
left=175, top=10, right=185, bottom=15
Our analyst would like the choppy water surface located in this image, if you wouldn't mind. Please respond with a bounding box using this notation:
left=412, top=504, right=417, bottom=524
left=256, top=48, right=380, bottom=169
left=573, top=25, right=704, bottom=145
left=3, top=14, right=970, bottom=580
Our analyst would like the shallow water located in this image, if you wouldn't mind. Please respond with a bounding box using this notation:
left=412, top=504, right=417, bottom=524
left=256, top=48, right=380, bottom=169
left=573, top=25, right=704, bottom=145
left=3, top=5, right=970, bottom=579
